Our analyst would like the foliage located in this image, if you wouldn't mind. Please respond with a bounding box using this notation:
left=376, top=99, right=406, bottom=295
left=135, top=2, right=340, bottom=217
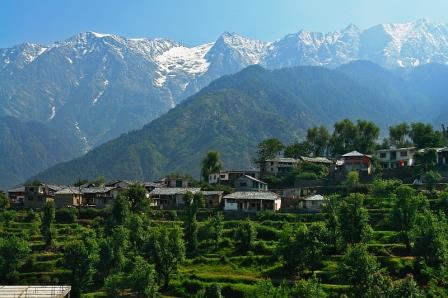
left=0, top=236, right=30, bottom=283
left=63, top=236, right=99, bottom=298
left=128, top=256, right=158, bottom=297
left=126, top=184, right=150, bottom=213
left=112, top=194, right=130, bottom=226
left=330, top=119, right=379, bottom=155
left=414, top=149, right=438, bottom=173
left=152, top=225, right=185, bottom=289
left=234, top=220, right=257, bottom=253
left=0, top=193, right=9, bottom=209
left=205, top=213, right=224, bottom=249
left=40, top=201, right=56, bottom=248
left=389, top=123, right=411, bottom=148
left=410, top=122, right=447, bottom=149
left=201, top=151, right=222, bottom=182
left=322, top=195, right=340, bottom=250
left=184, top=192, right=204, bottom=256
left=55, top=207, right=78, bottom=224
left=423, top=170, right=442, bottom=191
left=284, top=142, right=311, bottom=158
left=338, top=244, right=380, bottom=297
left=390, top=185, right=428, bottom=250
left=372, top=179, right=402, bottom=198
left=255, top=138, right=284, bottom=166
left=338, top=193, right=372, bottom=245
left=306, top=126, right=331, bottom=156
left=345, top=171, right=360, bottom=191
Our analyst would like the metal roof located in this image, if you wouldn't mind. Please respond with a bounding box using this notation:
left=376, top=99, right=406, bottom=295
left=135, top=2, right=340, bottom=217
left=0, top=286, right=71, bottom=298
left=342, top=151, right=364, bottom=157
left=8, top=186, right=25, bottom=193
left=81, top=186, right=116, bottom=194
left=224, top=191, right=279, bottom=201
left=265, top=157, right=298, bottom=163
left=150, top=187, right=201, bottom=196
left=302, top=194, right=324, bottom=201
left=238, top=175, right=267, bottom=185
left=376, top=147, right=416, bottom=153
left=202, top=191, right=224, bottom=196
left=55, top=187, right=82, bottom=195
left=300, top=156, right=333, bottom=164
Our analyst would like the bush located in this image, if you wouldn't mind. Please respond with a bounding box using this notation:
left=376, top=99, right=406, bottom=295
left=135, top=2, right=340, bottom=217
left=78, top=208, right=108, bottom=220
left=104, top=274, right=125, bottom=297
left=55, top=208, right=78, bottom=224
left=256, top=225, right=280, bottom=241
left=297, top=172, right=319, bottom=180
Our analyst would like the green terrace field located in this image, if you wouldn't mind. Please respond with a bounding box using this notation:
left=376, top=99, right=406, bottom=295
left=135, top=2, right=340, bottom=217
left=2, top=180, right=447, bottom=298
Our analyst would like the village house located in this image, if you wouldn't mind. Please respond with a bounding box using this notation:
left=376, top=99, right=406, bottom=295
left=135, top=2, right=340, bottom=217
left=298, top=194, right=325, bottom=211
left=82, top=186, right=118, bottom=208
left=163, top=176, right=191, bottom=188
left=7, top=186, right=25, bottom=207
left=208, top=170, right=260, bottom=186
left=149, top=187, right=201, bottom=209
left=223, top=191, right=281, bottom=211
left=263, top=157, right=299, bottom=175
left=202, top=191, right=224, bottom=208
left=23, top=183, right=63, bottom=209
left=376, top=147, right=417, bottom=169
left=299, top=156, right=333, bottom=165
left=54, top=187, right=83, bottom=208
left=234, top=175, right=268, bottom=191
left=341, top=151, right=372, bottom=175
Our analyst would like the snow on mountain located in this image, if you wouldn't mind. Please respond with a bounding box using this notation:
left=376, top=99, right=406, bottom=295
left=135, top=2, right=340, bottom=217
left=2, top=20, right=448, bottom=152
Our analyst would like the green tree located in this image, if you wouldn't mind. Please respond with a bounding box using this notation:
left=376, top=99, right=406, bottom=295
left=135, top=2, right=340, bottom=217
left=255, top=138, right=284, bottom=165
left=307, top=126, right=330, bottom=156
left=129, top=256, right=158, bottom=297
left=330, top=119, right=358, bottom=155
left=389, top=123, right=411, bottom=148
left=414, top=149, right=438, bottom=173
left=338, top=244, right=380, bottom=297
left=355, top=120, right=380, bottom=154
left=128, top=214, right=147, bottom=251
left=410, top=122, right=447, bottom=148
left=206, top=213, right=224, bottom=250
left=92, top=175, right=106, bottom=186
left=112, top=194, right=130, bottom=226
left=423, top=170, right=442, bottom=191
left=201, top=151, right=222, bottom=182
left=234, top=220, right=257, bottom=253
left=322, top=195, right=340, bottom=251
left=391, top=275, right=424, bottom=298
left=63, top=237, right=99, bottom=298
left=0, top=236, right=30, bottom=283
left=205, top=284, right=223, bottom=298
left=390, top=185, right=428, bottom=250
left=184, top=192, right=203, bottom=256
left=284, top=141, right=311, bottom=158
left=290, top=277, right=327, bottom=298
left=126, top=184, right=150, bottom=213
left=0, top=192, right=10, bottom=209
left=251, top=280, right=289, bottom=298
left=338, top=194, right=371, bottom=245
left=110, top=226, right=129, bottom=272
left=345, top=171, right=360, bottom=192
left=152, top=225, right=185, bottom=289
left=40, top=201, right=56, bottom=248
left=412, top=210, right=448, bottom=270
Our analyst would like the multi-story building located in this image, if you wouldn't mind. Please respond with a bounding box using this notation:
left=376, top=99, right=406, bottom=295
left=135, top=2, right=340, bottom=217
left=263, top=157, right=298, bottom=175
left=376, top=147, right=417, bottom=169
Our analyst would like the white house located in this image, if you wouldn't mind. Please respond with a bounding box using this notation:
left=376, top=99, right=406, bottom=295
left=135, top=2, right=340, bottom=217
left=298, top=194, right=325, bottom=211
left=376, top=147, right=417, bottom=169
left=223, top=191, right=281, bottom=211
left=263, top=157, right=298, bottom=175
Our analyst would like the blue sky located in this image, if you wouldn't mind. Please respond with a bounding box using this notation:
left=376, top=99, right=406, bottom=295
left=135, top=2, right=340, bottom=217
left=1, top=0, right=448, bottom=48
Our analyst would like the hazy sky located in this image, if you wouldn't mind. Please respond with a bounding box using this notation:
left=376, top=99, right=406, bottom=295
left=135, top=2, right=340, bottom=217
left=1, top=0, right=448, bottom=48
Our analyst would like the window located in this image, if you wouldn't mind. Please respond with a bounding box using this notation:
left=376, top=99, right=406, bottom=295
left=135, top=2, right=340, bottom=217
left=379, top=153, right=386, bottom=158
left=240, top=181, right=247, bottom=187
left=175, top=179, right=182, bottom=187
left=271, top=162, right=274, bottom=165
left=400, top=151, right=408, bottom=157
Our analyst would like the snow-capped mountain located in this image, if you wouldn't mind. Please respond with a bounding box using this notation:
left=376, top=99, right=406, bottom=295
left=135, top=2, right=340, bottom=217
left=1, top=19, right=448, bottom=151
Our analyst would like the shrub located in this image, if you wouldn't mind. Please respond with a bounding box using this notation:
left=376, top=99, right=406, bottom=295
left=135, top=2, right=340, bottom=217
left=55, top=208, right=78, bottom=224
left=297, top=172, right=319, bottom=180
left=256, top=225, right=280, bottom=241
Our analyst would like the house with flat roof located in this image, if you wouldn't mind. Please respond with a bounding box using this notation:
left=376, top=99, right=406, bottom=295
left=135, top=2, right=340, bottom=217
left=208, top=170, right=260, bottom=186
left=223, top=191, right=281, bottom=212
left=150, top=187, right=201, bottom=209
left=376, top=147, right=417, bottom=169
left=7, top=186, right=25, bottom=207
left=298, top=194, right=325, bottom=211
left=202, top=191, right=224, bottom=208
left=23, top=183, right=64, bottom=209
left=54, top=187, right=83, bottom=208
left=82, top=186, right=118, bottom=208
left=0, top=286, right=71, bottom=298
left=263, top=157, right=298, bottom=175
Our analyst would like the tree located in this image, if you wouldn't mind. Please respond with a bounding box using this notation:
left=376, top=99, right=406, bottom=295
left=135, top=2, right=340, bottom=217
left=355, top=120, right=380, bottom=154
left=0, top=192, right=10, bottom=209
left=410, top=122, right=446, bottom=148
left=40, top=201, right=56, bottom=248
left=389, top=123, right=411, bottom=147
left=279, top=223, right=326, bottom=275
left=110, top=226, right=129, bottom=272
left=284, top=141, right=311, bottom=158
left=330, top=119, right=358, bottom=155
left=205, top=284, right=223, bottom=298
left=126, top=184, right=150, bottom=213
left=234, top=220, right=257, bottom=253
left=391, top=275, right=424, bottom=298
left=206, top=213, right=224, bottom=250
left=338, top=244, right=380, bottom=297
left=306, top=126, right=330, bottom=156
left=152, top=225, right=185, bottom=289
left=390, top=185, right=428, bottom=250
left=201, top=151, right=222, bottom=182
left=345, top=171, right=360, bottom=192
left=112, top=194, right=130, bottom=226
left=290, top=277, right=327, bottom=298
left=129, top=256, right=158, bottom=297
left=0, top=236, right=30, bottom=283
left=414, top=148, right=437, bottom=173
left=412, top=210, right=448, bottom=270
left=322, top=195, right=340, bottom=251
left=338, top=193, right=371, bottom=245
left=184, top=192, right=203, bottom=256
left=92, top=175, right=106, bottom=186
left=128, top=214, right=147, bottom=251
left=63, top=237, right=99, bottom=298
left=255, top=138, right=284, bottom=165
left=423, top=170, right=442, bottom=191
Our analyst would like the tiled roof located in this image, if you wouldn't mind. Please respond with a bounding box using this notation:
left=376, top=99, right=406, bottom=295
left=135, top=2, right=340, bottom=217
left=224, top=191, right=279, bottom=201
